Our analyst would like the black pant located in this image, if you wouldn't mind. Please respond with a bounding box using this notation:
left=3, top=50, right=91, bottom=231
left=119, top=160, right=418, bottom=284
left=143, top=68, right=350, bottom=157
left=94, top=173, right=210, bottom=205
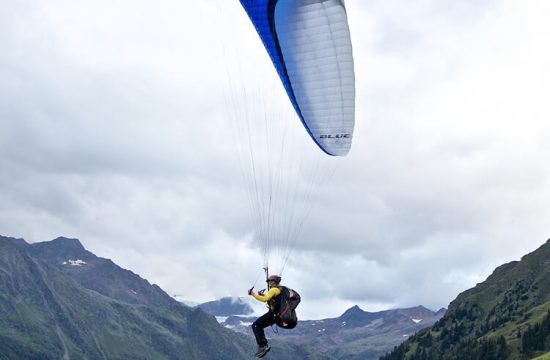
left=252, top=311, right=276, bottom=346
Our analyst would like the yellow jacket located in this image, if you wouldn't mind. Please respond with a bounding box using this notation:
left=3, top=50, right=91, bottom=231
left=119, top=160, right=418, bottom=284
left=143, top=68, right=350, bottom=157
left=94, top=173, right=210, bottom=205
left=252, top=287, right=281, bottom=311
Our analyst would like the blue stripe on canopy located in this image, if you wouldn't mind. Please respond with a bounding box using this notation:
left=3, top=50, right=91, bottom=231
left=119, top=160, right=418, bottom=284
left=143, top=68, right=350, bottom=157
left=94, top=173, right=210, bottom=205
left=239, top=0, right=305, bottom=129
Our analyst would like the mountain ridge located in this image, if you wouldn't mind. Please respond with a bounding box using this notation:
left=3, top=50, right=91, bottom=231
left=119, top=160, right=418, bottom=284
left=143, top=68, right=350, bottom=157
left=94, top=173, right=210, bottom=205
left=198, top=297, right=445, bottom=360
left=382, top=238, right=550, bottom=360
left=0, top=236, right=259, bottom=359
left=28, top=236, right=175, bottom=307
left=0, top=234, right=445, bottom=359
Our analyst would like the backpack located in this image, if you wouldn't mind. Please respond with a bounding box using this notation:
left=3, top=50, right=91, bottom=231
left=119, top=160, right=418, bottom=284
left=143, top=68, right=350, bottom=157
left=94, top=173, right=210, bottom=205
left=275, top=286, right=301, bottom=329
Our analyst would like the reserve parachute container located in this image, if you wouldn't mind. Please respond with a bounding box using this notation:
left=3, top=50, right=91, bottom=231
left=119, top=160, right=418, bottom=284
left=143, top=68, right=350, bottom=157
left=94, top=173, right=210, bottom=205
left=239, top=0, right=355, bottom=156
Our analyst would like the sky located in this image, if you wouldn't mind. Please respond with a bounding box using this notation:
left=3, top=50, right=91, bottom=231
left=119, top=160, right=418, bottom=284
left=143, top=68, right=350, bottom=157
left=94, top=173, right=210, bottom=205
left=1, top=0, right=550, bottom=320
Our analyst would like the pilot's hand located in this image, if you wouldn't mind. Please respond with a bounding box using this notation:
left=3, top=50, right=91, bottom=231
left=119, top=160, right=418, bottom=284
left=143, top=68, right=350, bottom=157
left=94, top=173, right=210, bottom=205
left=248, top=287, right=254, bottom=296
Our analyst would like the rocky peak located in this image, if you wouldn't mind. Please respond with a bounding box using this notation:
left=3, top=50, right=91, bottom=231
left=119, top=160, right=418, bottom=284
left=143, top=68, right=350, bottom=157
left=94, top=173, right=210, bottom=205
left=0, top=235, right=29, bottom=249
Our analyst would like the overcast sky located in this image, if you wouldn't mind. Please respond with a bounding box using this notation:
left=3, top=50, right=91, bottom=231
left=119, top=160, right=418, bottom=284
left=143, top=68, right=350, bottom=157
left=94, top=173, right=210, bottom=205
left=1, top=0, right=550, bottom=320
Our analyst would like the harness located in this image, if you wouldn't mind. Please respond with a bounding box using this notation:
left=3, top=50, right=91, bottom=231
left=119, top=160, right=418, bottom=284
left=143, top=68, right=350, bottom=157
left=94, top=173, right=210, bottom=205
left=267, top=286, right=283, bottom=313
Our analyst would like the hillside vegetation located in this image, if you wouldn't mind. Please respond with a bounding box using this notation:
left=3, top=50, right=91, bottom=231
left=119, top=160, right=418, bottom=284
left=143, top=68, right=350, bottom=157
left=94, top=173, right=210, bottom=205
left=381, top=239, right=550, bottom=360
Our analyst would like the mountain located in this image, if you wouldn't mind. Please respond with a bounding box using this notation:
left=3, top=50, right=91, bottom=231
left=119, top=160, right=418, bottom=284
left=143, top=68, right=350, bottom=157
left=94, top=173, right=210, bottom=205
left=0, top=234, right=446, bottom=359
left=198, top=297, right=254, bottom=317
left=381, top=238, right=550, bottom=360
left=28, top=236, right=176, bottom=307
left=199, top=297, right=444, bottom=360
left=0, top=235, right=309, bottom=360
left=280, top=305, right=444, bottom=360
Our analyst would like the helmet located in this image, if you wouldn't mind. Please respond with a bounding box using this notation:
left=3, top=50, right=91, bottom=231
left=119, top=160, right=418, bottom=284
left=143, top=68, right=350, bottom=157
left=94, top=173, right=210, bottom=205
left=266, top=275, right=281, bottom=283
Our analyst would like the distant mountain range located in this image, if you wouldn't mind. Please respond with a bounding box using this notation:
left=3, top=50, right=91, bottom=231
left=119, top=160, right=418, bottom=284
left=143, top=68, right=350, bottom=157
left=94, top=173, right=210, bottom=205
left=198, top=297, right=254, bottom=317
left=6, top=234, right=550, bottom=359
left=382, top=238, right=550, bottom=360
left=0, top=234, right=447, bottom=359
left=197, top=297, right=444, bottom=359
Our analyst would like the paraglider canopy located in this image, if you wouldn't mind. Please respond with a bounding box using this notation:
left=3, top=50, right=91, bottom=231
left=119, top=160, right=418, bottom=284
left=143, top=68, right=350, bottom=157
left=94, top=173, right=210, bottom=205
left=239, top=0, right=356, bottom=156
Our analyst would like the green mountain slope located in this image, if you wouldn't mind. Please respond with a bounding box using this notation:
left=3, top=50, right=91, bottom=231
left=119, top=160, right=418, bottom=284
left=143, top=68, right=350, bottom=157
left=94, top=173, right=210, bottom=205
left=0, top=236, right=317, bottom=360
left=0, top=238, right=254, bottom=359
left=381, top=238, right=550, bottom=360
left=532, top=353, right=550, bottom=360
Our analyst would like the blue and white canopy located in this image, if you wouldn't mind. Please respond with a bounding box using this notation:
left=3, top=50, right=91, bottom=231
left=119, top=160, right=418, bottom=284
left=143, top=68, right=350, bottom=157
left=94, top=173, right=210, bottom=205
left=239, top=0, right=355, bottom=156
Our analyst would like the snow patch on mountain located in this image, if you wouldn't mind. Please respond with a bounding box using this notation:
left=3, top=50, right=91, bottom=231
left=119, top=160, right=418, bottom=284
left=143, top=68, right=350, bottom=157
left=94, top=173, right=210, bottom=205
left=63, top=259, right=87, bottom=266
left=216, top=316, right=229, bottom=323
